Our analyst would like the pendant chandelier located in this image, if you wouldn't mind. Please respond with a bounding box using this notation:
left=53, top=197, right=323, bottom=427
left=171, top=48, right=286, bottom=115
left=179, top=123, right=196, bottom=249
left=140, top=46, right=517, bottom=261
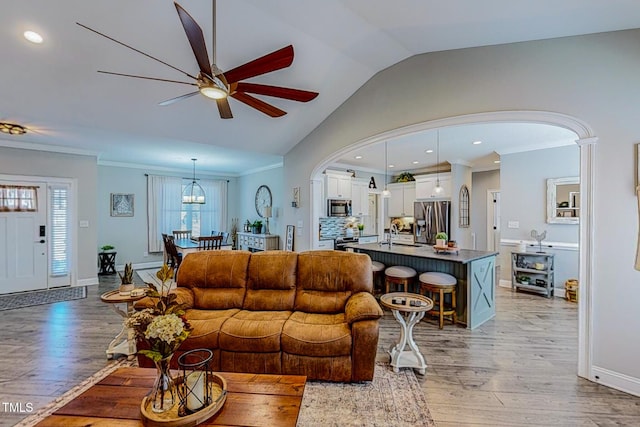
left=382, top=141, right=391, bottom=198
left=433, top=130, right=444, bottom=195
left=182, top=158, right=205, bottom=204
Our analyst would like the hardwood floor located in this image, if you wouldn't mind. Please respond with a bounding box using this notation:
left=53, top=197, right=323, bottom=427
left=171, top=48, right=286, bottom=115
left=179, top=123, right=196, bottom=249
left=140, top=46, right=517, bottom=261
left=1, top=276, right=639, bottom=426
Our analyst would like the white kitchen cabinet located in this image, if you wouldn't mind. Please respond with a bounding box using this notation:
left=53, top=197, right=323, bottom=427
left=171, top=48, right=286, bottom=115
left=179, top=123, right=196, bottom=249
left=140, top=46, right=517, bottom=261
left=415, top=173, right=451, bottom=199
left=325, top=170, right=352, bottom=199
left=351, top=179, right=370, bottom=216
left=358, top=235, right=378, bottom=244
left=315, top=239, right=334, bottom=250
left=387, top=182, right=415, bottom=217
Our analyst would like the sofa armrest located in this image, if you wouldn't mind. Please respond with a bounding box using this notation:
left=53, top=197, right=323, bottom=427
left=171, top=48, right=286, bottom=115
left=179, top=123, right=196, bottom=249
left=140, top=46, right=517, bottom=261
left=345, top=292, right=383, bottom=324
left=133, top=287, right=195, bottom=311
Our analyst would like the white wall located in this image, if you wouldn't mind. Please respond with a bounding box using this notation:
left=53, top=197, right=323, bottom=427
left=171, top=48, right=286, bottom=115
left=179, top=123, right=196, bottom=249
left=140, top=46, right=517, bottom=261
left=0, top=146, right=98, bottom=282
left=498, top=145, right=580, bottom=288
left=283, top=30, right=640, bottom=391
left=237, top=167, right=284, bottom=246
left=98, top=165, right=238, bottom=267
left=471, top=169, right=500, bottom=251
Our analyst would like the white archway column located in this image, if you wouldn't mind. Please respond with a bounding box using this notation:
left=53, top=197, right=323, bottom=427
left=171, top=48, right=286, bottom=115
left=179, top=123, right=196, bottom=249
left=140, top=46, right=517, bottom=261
left=576, top=136, right=598, bottom=380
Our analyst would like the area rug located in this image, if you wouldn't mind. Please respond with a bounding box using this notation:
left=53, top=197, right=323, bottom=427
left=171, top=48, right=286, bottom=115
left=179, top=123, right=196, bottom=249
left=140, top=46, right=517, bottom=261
left=297, top=362, right=436, bottom=427
left=0, top=286, right=87, bottom=311
left=16, top=360, right=435, bottom=427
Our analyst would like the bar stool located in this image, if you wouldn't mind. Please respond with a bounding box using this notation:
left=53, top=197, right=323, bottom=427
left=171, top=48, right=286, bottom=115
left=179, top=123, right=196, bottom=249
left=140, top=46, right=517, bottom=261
left=385, top=266, right=417, bottom=293
left=371, top=261, right=385, bottom=295
left=418, top=272, right=457, bottom=329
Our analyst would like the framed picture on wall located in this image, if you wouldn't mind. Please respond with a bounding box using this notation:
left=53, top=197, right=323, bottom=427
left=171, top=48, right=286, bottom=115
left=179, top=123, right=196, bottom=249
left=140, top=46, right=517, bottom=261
left=286, top=225, right=295, bottom=251
left=110, top=193, right=134, bottom=217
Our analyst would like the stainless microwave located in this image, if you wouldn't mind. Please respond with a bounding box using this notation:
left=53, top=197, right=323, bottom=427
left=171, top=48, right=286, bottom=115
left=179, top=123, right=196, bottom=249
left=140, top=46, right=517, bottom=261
left=327, top=199, right=352, bottom=217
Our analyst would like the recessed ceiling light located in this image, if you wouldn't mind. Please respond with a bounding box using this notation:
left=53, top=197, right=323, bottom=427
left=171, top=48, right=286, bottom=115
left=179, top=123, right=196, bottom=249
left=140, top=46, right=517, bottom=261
left=494, top=160, right=501, bottom=164
left=24, top=30, right=43, bottom=44
left=388, top=164, right=395, bottom=168
left=425, top=149, right=433, bottom=153
left=473, top=140, right=482, bottom=145
left=354, top=155, right=362, bottom=159
left=412, top=161, right=419, bottom=164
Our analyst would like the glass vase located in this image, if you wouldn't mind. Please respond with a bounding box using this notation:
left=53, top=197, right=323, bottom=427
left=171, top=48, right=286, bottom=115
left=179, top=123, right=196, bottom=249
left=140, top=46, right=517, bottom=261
left=150, top=354, right=176, bottom=413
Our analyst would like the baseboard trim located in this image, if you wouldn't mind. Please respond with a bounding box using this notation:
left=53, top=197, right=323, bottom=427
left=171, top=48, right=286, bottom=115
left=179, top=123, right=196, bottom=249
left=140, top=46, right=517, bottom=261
left=591, top=366, right=640, bottom=397
left=498, top=279, right=511, bottom=289
left=77, top=277, right=98, bottom=286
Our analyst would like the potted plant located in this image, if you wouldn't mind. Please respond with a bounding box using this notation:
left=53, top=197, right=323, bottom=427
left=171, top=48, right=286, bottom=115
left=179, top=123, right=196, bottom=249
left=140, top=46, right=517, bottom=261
left=100, top=244, right=115, bottom=253
left=517, top=275, right=531, bottom=285
left=435, top=232, right=448, bottom=247
left=252, top=220, right=263, bottom=234
left=395, top=171, right=415, bottom=182
left=118, top=262, right=135, bottom=295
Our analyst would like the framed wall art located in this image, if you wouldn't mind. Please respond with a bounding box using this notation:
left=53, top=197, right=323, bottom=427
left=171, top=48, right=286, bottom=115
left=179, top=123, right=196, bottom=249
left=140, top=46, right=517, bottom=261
left=110, top=193, right=134, bottom=217
left=285, top=225, right=295, bottom=251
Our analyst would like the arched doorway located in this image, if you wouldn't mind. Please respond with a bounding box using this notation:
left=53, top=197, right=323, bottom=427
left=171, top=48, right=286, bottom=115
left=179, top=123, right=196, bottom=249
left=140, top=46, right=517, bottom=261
left=308, top=110, right=596, bottom=381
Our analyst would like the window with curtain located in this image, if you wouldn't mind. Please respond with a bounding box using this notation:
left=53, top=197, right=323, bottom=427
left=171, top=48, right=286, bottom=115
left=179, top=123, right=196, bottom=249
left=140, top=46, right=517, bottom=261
left=180, top=179, right=227, bottom=237
left=0, top=185, right=38, bottom=211
left=147, top=175, right=227, bottom=252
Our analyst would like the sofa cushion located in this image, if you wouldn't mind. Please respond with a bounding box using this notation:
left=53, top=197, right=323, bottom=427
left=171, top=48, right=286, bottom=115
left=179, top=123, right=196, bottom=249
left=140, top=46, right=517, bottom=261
left=177, top=251, right=251, bottom=310
left=219, top=310, right=291, bottom=353
left=295, top=251, right=372, bottom=313
left=244, top=251, right=298, bottom=311
left=282, top=311, right=352, bottom=357
left=181, top=308, right=240, bottom=350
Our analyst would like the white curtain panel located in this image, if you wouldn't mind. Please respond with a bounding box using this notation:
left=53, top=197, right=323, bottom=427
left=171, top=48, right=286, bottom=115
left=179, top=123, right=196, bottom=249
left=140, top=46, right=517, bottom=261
left=147, top=175, right=182, bottom=253
left=199, top=179, right=228, bottom=236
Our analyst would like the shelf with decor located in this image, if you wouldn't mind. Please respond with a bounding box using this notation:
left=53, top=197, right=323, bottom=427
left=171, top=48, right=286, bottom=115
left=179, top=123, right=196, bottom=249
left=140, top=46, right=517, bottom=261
left=511, top=251, right=554, bottom=298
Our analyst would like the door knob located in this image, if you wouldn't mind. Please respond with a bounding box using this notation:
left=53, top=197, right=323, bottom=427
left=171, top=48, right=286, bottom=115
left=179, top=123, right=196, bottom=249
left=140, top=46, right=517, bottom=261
left=36, top=239, right=45, bottom=244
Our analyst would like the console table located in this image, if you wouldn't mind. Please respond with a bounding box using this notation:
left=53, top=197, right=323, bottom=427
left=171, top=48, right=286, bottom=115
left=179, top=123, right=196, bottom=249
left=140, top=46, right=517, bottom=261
left=100, top=290, right=147, bottom=360
left=237, top=232, right=279, bottom=252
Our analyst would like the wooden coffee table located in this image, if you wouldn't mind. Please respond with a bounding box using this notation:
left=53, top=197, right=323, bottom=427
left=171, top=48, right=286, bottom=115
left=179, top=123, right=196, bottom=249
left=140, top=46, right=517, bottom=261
left=35, top=367, right=306, bottom=427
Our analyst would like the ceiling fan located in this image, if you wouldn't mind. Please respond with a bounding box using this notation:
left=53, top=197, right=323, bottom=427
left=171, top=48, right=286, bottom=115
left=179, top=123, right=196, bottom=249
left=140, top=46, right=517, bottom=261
left=77, top=1, right=318, bottom=119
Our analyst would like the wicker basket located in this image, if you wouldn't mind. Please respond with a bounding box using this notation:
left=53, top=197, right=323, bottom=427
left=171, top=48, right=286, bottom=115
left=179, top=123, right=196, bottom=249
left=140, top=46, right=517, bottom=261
left=565, top=279, right=578, bottom=303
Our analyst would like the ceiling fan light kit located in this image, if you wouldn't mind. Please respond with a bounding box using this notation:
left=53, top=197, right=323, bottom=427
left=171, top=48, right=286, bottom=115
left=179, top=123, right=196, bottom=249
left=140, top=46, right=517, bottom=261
left=78, top=1, right=318, bottom=119
left=0, top=122, right=27, bottom=135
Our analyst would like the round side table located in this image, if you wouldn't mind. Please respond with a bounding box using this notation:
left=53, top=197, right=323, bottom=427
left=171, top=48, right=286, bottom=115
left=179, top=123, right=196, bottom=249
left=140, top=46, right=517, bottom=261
left=379, top=292, right=433, bottom=375
left=100, top=289, right=147, bottom=360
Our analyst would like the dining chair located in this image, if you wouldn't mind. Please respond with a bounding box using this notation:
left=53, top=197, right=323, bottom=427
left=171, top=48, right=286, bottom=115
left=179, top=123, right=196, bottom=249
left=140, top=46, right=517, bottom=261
left=163, top=234, right=183, bottom=270
left=197, top=235, right=223, bottom=251
left=173, top=230, right=192, bottom=240
left=219, top=232, right=229, bottom=244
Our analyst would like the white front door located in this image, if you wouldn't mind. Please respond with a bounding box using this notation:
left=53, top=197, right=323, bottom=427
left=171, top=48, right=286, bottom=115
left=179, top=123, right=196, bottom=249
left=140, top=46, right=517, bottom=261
left=0, top=181, right=48, bottom=294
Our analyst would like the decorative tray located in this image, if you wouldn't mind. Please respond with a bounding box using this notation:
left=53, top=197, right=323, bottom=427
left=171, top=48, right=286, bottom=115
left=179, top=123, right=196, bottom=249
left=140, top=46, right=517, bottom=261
left=433, top=245, right=459, bottom=254
left=140, top=373, right=227, bottom=427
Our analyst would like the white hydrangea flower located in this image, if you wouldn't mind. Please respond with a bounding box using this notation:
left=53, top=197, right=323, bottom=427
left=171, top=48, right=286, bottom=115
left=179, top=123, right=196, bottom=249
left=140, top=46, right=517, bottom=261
left=145, top=313, right=185, bottom=345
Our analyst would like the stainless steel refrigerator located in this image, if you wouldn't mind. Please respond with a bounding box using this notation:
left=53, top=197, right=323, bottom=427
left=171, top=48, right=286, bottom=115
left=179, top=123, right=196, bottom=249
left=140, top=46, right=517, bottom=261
left=414, top=201, right=451, bottom=245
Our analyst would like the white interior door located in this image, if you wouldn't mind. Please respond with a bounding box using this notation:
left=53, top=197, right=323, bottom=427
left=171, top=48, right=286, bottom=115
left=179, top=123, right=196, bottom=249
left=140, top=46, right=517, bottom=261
left=0, top=182, right=48, bottom=293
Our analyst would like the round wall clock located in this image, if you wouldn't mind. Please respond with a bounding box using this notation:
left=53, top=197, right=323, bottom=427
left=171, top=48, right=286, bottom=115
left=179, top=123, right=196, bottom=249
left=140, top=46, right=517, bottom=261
left=255, top=185, right=272, bottom=218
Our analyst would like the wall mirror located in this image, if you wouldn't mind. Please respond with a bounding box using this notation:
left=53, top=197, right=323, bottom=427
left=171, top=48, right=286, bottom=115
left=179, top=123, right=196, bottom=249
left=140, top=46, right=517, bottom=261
left=546, top=177, right=579, bottom=224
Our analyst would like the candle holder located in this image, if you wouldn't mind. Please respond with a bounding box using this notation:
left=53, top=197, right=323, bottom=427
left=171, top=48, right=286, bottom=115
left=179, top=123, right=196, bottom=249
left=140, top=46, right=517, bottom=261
left=177, top=349, right=213, bottom=416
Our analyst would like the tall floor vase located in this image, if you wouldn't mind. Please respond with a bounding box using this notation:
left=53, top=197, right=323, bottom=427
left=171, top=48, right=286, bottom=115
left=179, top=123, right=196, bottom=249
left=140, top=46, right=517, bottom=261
left=150, top=354, right=176, bottom=413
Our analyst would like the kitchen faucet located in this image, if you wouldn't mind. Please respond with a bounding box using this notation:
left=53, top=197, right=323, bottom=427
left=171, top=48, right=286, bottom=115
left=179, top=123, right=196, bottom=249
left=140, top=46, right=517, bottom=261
left=388, top=223, right=399, bottom=248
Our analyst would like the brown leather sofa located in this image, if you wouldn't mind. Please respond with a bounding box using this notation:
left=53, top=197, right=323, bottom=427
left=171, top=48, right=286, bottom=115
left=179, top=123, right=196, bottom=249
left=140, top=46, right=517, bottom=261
left=137, top=250, right=383, bottom=382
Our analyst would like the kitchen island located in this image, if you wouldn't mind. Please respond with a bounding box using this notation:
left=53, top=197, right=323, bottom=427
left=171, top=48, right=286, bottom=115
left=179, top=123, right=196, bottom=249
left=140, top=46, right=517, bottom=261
left=346, top=242, right=498, bottom=329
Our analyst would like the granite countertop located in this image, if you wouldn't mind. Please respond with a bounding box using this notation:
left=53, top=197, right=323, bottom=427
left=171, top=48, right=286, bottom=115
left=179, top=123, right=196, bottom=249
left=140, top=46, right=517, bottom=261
left=345, top=242, right=498, bottom=264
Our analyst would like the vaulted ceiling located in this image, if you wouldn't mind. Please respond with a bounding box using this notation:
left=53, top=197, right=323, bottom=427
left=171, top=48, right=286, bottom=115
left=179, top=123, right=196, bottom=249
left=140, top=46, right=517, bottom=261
left=2, top=1, right=640, bottom=174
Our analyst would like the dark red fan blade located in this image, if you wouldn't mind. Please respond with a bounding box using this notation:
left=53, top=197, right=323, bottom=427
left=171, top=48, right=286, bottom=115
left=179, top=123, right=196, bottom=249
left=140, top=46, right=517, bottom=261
left=159, top=91, right=199, bottom=106
left=223, top=45, right=294, bottom=84
left=235, top=82, right=318, bottom=102
left=174, top=2, right=212, bottom=78
left=231, top=92, right=286, bottom=117
left=216, top=98, right=233, bottom=119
